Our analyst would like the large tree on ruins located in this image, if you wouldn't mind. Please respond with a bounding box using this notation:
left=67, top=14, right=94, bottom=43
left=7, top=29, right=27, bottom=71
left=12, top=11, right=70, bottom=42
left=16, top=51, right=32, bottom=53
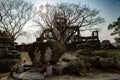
left=35, top=3, right=105, bottom=45
left=0, top=0, right=34, bottom=41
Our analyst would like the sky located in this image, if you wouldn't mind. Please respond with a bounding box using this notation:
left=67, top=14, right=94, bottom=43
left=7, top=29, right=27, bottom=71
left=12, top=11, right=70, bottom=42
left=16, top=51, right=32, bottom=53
left=16, top=0, right=120, bottom=44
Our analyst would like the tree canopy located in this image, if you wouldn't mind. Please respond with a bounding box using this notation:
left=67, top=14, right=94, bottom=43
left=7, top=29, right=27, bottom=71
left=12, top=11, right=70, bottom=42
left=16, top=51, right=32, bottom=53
left=0, top=0, right=34, bottom=41
left=108, top=17, right=120, bottom=37
left=108, top=17, right=120, bottom=43
left=35, top=3, right=105, bottom=45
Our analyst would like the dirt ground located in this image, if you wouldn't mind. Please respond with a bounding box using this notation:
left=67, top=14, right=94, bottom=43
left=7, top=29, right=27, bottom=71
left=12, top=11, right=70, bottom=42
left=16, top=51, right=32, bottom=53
left=0, top=52, right=120, bottom=80
left=19, top=52, right=120, bottom=80
left=45, top=74, right=120, bottom=80
left=0, top=73, right=9, bottom=80
left=1, top=71, right=120, bottom=80
left=1, top=72, right=120, bottom=80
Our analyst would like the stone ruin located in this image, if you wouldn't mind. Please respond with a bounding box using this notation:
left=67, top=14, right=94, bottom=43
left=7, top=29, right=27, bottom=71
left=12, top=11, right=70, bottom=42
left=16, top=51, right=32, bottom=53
left=28, top=39, right=65, bottom=66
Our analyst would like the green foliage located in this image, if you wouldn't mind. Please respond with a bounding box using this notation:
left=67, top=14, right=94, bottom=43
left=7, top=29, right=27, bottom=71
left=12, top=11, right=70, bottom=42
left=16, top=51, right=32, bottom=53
left=75, top=49, right=83, bottom=57
left=76, top=49, right=93, bottom=57
left=108, top=17, right=120, bottom=43
left=94, top=50, right=120, bottom=65
left=108, top=17, right=120, bottom=36
left=64, top=58, right=84, bottom=75
left=76, top=49, right=120, bottom=70
left=100, top=58, right=117, bottom=69
left=0, top=30, right=20, bottom=72
left=107, top=50, right=120, bottom=64
left=101, top=40, right=117, bottom=49
left=89, top=56, right=101, bottom=67
left=94, top=50, right=108, bottom=58
left=66, top=49, right=120, bottom=75
left=78, top=42, right=99, bottom=50
left=0, top=30, right=13, bottom=45
left=0, top=59, right=19, bottom=72
left=114, top=37, right=120, bottom=43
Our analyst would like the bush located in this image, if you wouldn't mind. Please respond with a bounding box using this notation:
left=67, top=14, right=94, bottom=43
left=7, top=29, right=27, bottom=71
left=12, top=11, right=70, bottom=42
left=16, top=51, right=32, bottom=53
left=89, top=56, right=101, bottom=68
left=93, top=50, right=120, bottom=69
left=68, top=49, right=120, bottom=74
left=0, top=50, right=5, bottom=59
left=78, top=42, right=100, bottom=50
left=107, top=50, right=120, bottom=65
left=100, top=57, right=118, bottom=69
left=63, top=58, right=84, bottom=75
left=63, top=56, right=93, bottom=75
left=75, top=49, right=84, bottom=57
left=94, top=50, right=108, bottom=58
left=76, top=49, right=93, bottom=57
left=0, top=59, right=19, bottom=72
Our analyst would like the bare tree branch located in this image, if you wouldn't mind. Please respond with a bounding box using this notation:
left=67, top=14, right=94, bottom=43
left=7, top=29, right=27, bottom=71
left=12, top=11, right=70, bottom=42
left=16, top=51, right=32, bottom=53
left=34, top=3, right=105, bottom=45
left=0, top=0, right=35, bottom=41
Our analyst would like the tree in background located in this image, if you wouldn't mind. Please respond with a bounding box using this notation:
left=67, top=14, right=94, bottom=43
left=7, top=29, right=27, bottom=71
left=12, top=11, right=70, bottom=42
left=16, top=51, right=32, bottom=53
left=34, top=3, right=104, bottom=46
left=108, top=17, right=120, bottom=43
left=101, top=40, right=111, bottom=49
left=0, top=0, right=34, bottom=41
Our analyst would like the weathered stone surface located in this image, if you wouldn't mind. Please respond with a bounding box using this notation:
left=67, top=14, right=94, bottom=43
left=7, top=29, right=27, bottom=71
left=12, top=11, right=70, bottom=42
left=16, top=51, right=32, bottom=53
left=28, top=39, right=65, bottom=66
left=46, top=40, right=65, bottom=64
left=12, top=69, right=44, bottom=80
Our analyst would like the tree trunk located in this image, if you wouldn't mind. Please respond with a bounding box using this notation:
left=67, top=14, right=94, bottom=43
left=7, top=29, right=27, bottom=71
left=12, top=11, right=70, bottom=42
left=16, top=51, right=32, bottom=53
left=50, top=48, right=64, bottom=64
left=47, top=40, right=65, bottom=64
left=28, top=40, right=65, bottom=66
